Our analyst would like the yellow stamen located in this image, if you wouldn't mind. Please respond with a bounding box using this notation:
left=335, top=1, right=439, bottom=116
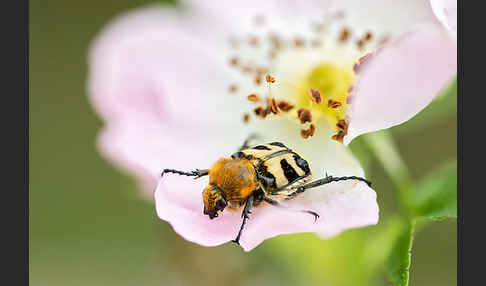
left=295, top=63, right=354, bottom=132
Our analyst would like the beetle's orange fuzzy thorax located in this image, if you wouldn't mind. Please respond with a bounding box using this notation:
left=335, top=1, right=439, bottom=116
left=202, top=158, right=258, bottom=218
left=208, top=158, right=258, bottom=202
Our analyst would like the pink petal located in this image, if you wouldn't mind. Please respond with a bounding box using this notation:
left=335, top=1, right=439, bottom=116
left=327, top=0, right=436, bottom=34
left=186, top=0, right=436, bottom=38
left=87, top=5, right=239, bottom=127
left=345, top=23, right=457, bottom=145
left=98, top=119, right=244, bottom=196
left=184, top=0, right=330, bottom=36
left=155, top=175, right=242, bottom=247
left=430, top=0, right=457, bottom=37
left=239, top=182, right=378, bottom=251
left=155, top=175, right=378, bottom=251
left=88, top=5, right=247, bottom=195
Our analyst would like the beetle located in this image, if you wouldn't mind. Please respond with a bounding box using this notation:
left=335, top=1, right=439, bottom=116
left=161, top=137, right=371, bottom=245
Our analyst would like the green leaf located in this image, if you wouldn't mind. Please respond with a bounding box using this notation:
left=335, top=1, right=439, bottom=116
left=262, top=222, right=402, bottom=286
left=409, top=161, right=457, bottom=219
left=386, top=221, right=415, bottom=286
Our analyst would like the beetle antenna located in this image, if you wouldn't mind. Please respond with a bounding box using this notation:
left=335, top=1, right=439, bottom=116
left=287, top=174, right=372, bottom=198
left=161, top=168, right=209, bottom=179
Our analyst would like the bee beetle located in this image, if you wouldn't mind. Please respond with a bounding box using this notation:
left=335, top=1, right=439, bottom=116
left=161, top=137, right=371, bottom=245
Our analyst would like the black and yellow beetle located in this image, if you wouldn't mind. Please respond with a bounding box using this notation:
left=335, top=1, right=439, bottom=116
left=161, top=137, right=371, bottom=245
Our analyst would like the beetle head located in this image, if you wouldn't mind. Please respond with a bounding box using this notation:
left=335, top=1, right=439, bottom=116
left=202, top=184, right=227, bottom=219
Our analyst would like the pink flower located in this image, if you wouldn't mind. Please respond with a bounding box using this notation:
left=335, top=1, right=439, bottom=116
left=345, top=0, right=457, bottom=144
left=430, top=0, right=457, bottom=40
left=87, top=0, right=456, bottom=251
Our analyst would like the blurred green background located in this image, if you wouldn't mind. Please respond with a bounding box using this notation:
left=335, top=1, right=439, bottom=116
left=30, top=0, right=456, bottom=285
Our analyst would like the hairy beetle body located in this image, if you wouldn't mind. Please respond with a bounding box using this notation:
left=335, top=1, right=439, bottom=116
left=233, top=142, right=312, bottom=200
left=161, top=139, right=372, bottom=246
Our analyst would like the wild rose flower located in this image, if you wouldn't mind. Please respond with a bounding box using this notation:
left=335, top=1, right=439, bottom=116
left=87, top=0, right=456, bottom=251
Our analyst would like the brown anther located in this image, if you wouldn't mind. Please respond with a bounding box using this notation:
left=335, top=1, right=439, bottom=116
left=331, top=131, right=346, bottom=143
left=265, top=74, right=276, bottom=83
left=269, top=98, right=278, bottom=114
left=255, top=75, right=262, bottom=85
left=255, top=67, right=268, bottom=75
left=309, top=89, right=323, bottom=104
left=357, top=32, right=373, bottom=50
left=332, top=119, right=348, bottom=143
left=249, top=35, right=259, bottom=46
left=229, top=84, right=238, bottom=93
left=301, top=124, right=316, bottom=139
left=328, top=99, right=342, bottom=108
left=311, top=39, right=323, bottom=48
left=297, top=108, right=312, bottom=124
left=247, top=94, right=260, bottom=102
left=265, top=106, right=273, bottom=115
left=339, top=27, right=350, bottom=42
left=357, top=39, right=365, bottom=50
left=254, top=106, right=267, bottom=118
left=269, top=34, right=283, bottom=50
left=277, top=100, right=295, bottom=112
left=364, top=31, right=373, bottom=41
left=336, top=119, right=348, bottom=131
left=294, top=37, right=305, bottom=48
left=243, top=113, right=250, bottom=124
left=242, top=66, right=253, bottom=74
left=230, top=57, right=239, bottom=66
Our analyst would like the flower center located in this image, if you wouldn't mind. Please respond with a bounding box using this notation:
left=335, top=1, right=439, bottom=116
left=295, top=63, right=354, bottom=132
left=224, top=10, right=386, bottom=141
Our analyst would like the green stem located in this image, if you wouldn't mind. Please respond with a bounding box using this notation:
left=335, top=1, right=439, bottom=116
left=363, top=130, right=414, bottom=217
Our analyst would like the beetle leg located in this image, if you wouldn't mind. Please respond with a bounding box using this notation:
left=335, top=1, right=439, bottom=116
left=161, top=168, right=209, bottom=179
left=232, top=194, right=255, bottom=246
left=263, top=197, right=319, bottom=222
left=287, top=174, right=372, bottom=198
left=256, top=173, right=275, bottom=188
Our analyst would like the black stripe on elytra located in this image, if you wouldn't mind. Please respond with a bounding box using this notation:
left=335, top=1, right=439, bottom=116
left=269, top=142, right=288, bottom=148
left=231, top=151, right=252, bottom=159
left=253, top=145, right=272, bottom=150
left=231, top=151, right=245, bottom=159
left=255, top=149, right=292, bottom=170
left=293, top=154, right=310, bottom=175
left=257, top=164, right=277, bottom=189
left=270, top=173, right=310, bottom=194
left=280, top=159, right=299, bottom=184
left=262, top=149, right=292, bottom=160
